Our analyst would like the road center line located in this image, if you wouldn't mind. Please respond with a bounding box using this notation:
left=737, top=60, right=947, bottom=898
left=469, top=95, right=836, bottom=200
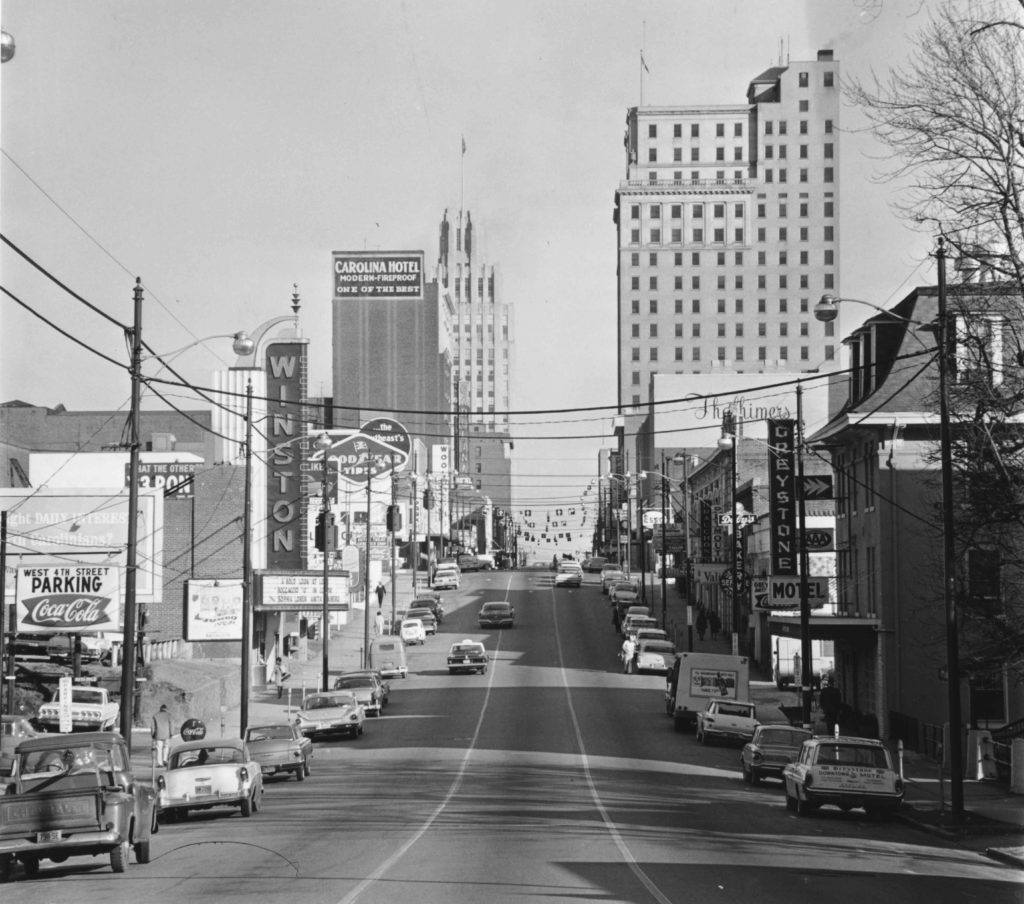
left=550, top=579, right=676, bottom=904
left=333, top=576, right=511, bottom=904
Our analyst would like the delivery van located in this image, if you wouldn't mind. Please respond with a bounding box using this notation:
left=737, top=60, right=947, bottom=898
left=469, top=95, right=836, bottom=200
left=665, top=651, right=750, bottom=731
left=368, top=637, right=408, bottom=679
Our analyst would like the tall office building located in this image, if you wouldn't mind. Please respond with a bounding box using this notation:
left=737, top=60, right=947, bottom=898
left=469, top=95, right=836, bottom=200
left=613, top=49, right=841, bottom=411
left=331, top=250, right=453, bottom=445
left=437, top=209, right=514, bottom=511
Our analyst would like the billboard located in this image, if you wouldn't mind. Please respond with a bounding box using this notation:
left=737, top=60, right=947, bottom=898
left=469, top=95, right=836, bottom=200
left=184, top=579, right=243, bottom=641
left=333, top=251, right=425, bottom=300
left=16, top=564, right=120, bottom=633
left=0, top=489, right=163, bottom=602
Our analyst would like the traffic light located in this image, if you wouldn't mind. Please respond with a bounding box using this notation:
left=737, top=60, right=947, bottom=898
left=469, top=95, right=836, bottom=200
left=314, top=511, right=337, bottom=551
left=423, top=488, right=434, bottom=509
left=386, top=504, right=402, bottom=531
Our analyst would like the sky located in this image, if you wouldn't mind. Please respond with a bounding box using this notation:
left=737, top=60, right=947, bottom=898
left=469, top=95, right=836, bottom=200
left=0, top=0, right=946, bottom=556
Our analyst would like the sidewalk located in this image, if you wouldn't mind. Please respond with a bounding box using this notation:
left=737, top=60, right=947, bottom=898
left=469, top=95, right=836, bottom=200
left=654, top=581, right=1024, bottom=861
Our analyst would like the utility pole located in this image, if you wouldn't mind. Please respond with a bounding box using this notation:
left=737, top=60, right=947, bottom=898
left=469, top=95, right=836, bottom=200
left=119, top=278, right=143, bottom=750
left=240, top=380, right=253, bottom=735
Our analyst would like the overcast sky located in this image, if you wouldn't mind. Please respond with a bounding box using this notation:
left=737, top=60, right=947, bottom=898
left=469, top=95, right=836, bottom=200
left=1, top=0, right=945, bottom=550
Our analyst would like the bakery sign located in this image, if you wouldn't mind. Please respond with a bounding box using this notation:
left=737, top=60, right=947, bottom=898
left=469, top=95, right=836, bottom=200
left=16, top=564, right=121, bottom=633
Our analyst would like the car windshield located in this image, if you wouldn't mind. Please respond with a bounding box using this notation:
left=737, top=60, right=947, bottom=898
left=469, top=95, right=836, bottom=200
left=640, top=642, right=676, bottom=653
left=613, top=583, right=636, bottom=592
left=716, top=703, right=755, bottom=718
left=482, top=604, right=509, bottom=612
left=452, top=645, right=483, bottom=655
left=173, top=746, right=243, bottom=768
left=816, top=743, right=890, bottom=768
left=756, top=728, right=810, bottom=746
left=304, top=694, right=356, bottom=710
left=20, top=745, right=111, bottom=776
left=247, top=726, right=294, bottom=741
left=334, top=678, right=372, bottom=689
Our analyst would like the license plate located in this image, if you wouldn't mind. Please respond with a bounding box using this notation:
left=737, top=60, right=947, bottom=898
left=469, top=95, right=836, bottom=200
left=463, top=659, right=471, bottom=664
left=195, top=784, right=212, bottom=795
left=37, top=830, right=62, bottom=842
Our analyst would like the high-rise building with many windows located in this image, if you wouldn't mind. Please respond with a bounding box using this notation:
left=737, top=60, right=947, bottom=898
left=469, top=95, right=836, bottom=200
left=613, top=49, right=840, bottom=411
left=436, top=208, right=513, bottom=512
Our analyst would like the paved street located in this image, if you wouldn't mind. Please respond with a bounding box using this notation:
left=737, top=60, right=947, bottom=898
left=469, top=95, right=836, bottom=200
left=7, top=569, right=1023, bottom=902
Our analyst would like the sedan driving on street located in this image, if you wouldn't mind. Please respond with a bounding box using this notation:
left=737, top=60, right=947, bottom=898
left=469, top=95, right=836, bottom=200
left=157, top=739, right=264, bottom=821
left=244, top=723, right=313, bottom=781
left=478, top=601, right=516, bottom=628
left=740, top=725, right=812, bottom=784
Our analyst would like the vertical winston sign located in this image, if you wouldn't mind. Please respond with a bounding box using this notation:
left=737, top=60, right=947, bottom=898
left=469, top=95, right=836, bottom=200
left=266, top=341, right=307, bottom=570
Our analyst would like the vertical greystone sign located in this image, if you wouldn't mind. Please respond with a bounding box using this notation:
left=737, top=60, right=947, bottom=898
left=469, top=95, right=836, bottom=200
left=767, top=419, right=797, bottom=576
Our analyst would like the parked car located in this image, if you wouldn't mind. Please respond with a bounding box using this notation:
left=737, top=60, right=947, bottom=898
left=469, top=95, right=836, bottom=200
left=294, top=692, right=365, bottom=740
left=633, top=640, right=677, bottom=674
left=157, top=739, right=263, bottom=821
left=458, top=554, right=483, bottom=572
left=782, top=736, right=904, bottom=817
left=46, top=633, right=114, bottom=665
left=695, top=699, right=759, bottom=745
left=478, top=601, right=516, bottom=628
left=332, top=673, right=386, bottom=715
left=400, top=618, right=427, bottom=645
left=410, top=595, right=445, bottom=623
left=609, top=581, right=640, bottom=605
left=634, top=628, right=669, bottom=645
left=475, top=554, right=497, bottom=571
left=600, top=566, right=624, bottom=594
left=368, top=638, right=408, bottom=679
left=405, top=608, right=438, bottom=635
left=740, top=725, right=813, bottom=785
left=244, top=723, right=312, bottom=781
left=622, top=615, right=660, bottom=640
left=336, top=668, right=391, bottom=707
left=582, top=557, right=608, bottom=573
left=447, top=640, right=488, bottom=674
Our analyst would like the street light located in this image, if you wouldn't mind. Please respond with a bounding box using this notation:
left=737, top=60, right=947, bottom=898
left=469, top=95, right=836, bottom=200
left=717, top=414, right=741, bottom=655
left=315, top=432, right=333, bottom=691
left=813, top=241, right=962, bottom=824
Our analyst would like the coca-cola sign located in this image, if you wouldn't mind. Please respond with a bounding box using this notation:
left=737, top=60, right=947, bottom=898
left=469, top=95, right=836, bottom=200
left=16, top=565, right=120, bottom=633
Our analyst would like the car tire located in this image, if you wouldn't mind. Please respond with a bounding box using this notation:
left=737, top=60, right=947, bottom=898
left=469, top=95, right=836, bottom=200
left=110, top=841, right=130, bottom=873
left=0, top=854, right=13, bottom=883
left=241, top=795, right=254, bottom=818
left=134, top=840, right=151, bottom=864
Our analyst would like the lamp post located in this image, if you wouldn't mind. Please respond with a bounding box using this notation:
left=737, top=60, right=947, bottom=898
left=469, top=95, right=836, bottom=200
left=410, top=469, right=419, bottom=594
left=315, top=432, right=332, bottom=691
left=718, top=414, right=741, bottom=655
left=660, top=458, right=668, bottom=629
left=813, top=243, right=962, bottom=823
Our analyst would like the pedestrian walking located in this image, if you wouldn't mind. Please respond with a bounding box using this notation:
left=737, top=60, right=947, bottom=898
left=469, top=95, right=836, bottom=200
left=696, top=609, right=708, bottom=642
left=151, top=704, right=173, bottom=767
left=819, top=677, right=843, bottom=736
left=621, top=635, right=636, bottom=673
left=375, top=609, right=385, bottom=636
left=708, top=610, right=721, bottom=640
left=376, top=580, right=386, bottom=608
left=270, top=657, right=289, bottom=699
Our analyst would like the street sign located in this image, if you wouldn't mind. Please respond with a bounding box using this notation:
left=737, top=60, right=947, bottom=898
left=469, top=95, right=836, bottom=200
left=753, top=575, right=829, bottom=610
left=801, top=475, right=834, bottom=500
left=803, top=528, right=834, bottom=551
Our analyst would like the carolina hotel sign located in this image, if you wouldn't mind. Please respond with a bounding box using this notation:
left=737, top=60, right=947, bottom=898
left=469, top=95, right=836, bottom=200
left=266, top=341, right=306, bottom=570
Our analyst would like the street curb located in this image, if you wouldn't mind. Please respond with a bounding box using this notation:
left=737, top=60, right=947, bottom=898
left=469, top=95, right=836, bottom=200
left=984, top=847, right=1024, bottom=869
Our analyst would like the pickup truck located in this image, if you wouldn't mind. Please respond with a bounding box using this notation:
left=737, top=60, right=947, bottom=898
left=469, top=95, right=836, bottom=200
left=695, top=699, right=759, bottom=745
left=35, top=685, right=119, bottom=733
left=0, top=731, right=157, bottom=881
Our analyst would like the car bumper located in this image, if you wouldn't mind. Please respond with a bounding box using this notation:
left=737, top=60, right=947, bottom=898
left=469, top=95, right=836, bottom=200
left=478, top=620, right=514, bottom=628
left=796, top=787, right=903, bottom=811
left=0, top=827, right=131, bottom=857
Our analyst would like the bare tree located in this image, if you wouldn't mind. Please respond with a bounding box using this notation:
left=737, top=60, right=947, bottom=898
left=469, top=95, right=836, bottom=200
left=846, top=0, right=1024, bottom=299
